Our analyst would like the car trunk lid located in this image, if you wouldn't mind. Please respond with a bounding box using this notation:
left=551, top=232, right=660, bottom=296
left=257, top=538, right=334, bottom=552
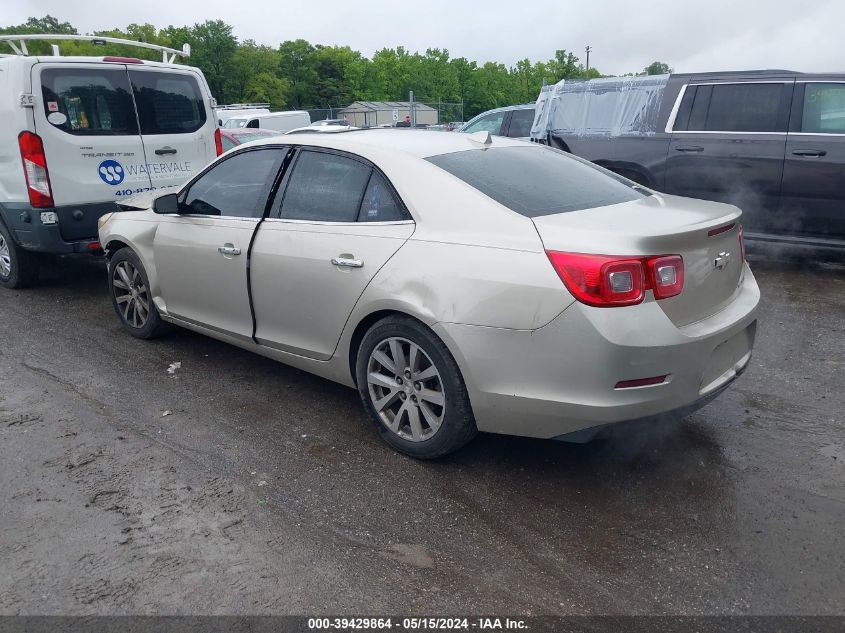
left=532, top=193, right=745, bottom=327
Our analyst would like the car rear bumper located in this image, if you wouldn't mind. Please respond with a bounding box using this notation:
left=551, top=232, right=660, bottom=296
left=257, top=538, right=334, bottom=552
left=0, top=202, right=114, bottom=253
left=434, top=264, right=760, bottom=439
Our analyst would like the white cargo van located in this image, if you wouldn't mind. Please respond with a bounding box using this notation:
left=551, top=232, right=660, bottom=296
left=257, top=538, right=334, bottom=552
left=0, top=34, right=220, bottom=288
left=222, top=110, right=311, bottom=133
left=215, top=103, right=270, bottom=127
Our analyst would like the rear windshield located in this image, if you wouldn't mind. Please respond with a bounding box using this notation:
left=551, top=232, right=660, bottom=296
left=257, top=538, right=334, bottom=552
left=426, top=146, right=646, bottom=216
left=40, top=67, right=138, bottom=136
left=130, top=70, right=206, bottom=134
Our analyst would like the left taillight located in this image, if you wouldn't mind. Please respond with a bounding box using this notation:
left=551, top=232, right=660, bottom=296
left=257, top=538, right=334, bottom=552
left=18, top=131, right=53, bottom=208
left=546, top=251, right=684, bottom=308
left=214, top=128, right=223, bottom=156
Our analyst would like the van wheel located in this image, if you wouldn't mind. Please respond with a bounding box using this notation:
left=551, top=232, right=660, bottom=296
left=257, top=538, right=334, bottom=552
left=0, top=223, right=39, bottom=289
left=356, top=315, right=477, bottom=459
left=108, top=248, right=168, bottom=339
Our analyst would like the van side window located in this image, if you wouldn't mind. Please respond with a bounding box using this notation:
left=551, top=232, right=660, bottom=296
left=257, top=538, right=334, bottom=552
left=40, top=68, right=138, bottom=136
left=801, top=83, right=845, bottom=134
left=677, top=83, right=784, bottom=133
left=129, top=71, right=207, bottom=135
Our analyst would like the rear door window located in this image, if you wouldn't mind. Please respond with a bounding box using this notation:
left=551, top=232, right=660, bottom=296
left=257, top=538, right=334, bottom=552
left=427, top=146, right=646, bottom=217
left=676, top=83, right=785, bottom=132
left=279, top=150, right=372, bottom=222
left=40, top=67, right=138, bottom=135
left=129, top=70, right=206, bottom=134
left=506, top=109, right=535, bottom=138
left=800, top=83, right=845, bottom=134
left=357, top=171, right=407, bottom=222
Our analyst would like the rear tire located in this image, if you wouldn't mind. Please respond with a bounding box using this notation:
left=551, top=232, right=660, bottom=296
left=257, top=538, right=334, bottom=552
left=0, top=222, right=40, bottom=289
left=356, top=315, right=477, bottom=459
left=108, top=248, right=168, bottom=339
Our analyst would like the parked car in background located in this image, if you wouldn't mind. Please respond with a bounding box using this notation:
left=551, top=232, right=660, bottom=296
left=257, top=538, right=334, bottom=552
left=219, top=128, right=279, bottom=152
left=214, top=103, right=270, bottom=127
left=309, top=119, right=350, bottom=127
left=285, top=125, right=356, bottom=135
left=459, top=104, right=535, bottom=140
left=223, top=111, right=311, bottom=133
left=99, top=130, right=758, bottom=459
left=0, top=34, right=219, bottom=289
left=536, top=71, right=845, bottom=248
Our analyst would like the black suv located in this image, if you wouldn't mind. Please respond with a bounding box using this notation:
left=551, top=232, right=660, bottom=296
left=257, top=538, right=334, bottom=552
left=541, top=71, right=845, bottom=248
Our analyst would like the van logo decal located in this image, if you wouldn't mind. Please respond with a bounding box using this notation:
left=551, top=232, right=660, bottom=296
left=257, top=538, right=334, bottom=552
left=98, top=160, right=125, bottom=185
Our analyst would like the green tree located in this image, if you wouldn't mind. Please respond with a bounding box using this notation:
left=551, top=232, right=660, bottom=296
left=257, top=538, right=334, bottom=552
left=644, top=61, right=672, bottom=75
left=278, top=39, right=319, bottom=107
left=189, top=20, right=238, bottom=102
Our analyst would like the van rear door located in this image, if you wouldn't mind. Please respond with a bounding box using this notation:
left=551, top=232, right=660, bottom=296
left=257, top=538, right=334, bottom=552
left=33, top=63, right=151, bottom=240
left=128, top=67, right=216, bottom=191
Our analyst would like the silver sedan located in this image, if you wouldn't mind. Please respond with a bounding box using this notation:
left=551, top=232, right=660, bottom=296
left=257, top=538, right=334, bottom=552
left=98, top=130, right=759, bottom=458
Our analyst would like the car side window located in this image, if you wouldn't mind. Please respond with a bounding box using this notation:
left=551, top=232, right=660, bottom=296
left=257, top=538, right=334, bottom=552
left=357, top=171, right=407, bottom=222
left=507, top=109, right=535, bottom=138
left=678, top=83, right=784, bottom=133
left=182, top=149, right=283, bottom=218
left=464, top=111, right=506, bottom=135
left=40, top=67, right=138, bottom=136
left=801, top=83, right=845, bottom=134
left=279, top=150, right=372, bottom=222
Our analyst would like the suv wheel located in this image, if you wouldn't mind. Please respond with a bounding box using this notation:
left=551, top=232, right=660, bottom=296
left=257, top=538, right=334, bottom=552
left=356, top=316, right=477, bottom=459
left=108, top=248, right=168, bottom=339
left=0, top=223, right=39, bottom=289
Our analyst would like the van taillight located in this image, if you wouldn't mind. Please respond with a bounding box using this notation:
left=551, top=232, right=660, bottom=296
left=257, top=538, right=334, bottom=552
left=546, top=251, right=684, bottom=307
left=18, top=131, right=53, bottom=208
left=214, top=128, right=223, bottom=156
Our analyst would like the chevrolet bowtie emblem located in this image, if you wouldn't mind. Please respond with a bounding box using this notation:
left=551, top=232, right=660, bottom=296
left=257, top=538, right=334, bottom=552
left=714, top=251, right=731, bottom=270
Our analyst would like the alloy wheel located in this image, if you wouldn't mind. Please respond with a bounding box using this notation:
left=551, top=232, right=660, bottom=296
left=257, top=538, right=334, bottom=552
left=0, top=234, right=11, bottom=278
left=112, top=260, right=150, bottom=329
left=367, top=336, right=446, bottom=442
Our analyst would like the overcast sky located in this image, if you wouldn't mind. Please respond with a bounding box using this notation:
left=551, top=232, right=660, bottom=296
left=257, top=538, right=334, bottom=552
left=7, top=0, right=845, bottom=76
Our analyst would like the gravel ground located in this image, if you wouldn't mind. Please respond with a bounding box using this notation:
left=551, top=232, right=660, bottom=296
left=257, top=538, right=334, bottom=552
left=0, top=251, right=842, bottom=615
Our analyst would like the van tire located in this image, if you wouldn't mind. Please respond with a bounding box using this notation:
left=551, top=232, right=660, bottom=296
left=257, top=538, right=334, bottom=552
left=0, top=222, right=40, bottom=289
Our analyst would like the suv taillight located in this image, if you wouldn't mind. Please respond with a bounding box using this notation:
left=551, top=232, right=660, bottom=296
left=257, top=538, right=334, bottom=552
left=18, top=131, right=53, bottom=208
left=546, top=251, right=684, bottom=308
left=214, top=128, right=223, bottom=156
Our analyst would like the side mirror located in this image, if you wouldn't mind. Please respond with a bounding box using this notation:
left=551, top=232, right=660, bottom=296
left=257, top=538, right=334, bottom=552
left=153, top=193, right=179, bottom=214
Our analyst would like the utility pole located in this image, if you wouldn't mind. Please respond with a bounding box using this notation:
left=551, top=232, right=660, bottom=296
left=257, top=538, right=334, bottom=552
left=585, top=45, right=592, bottom=73
left=409, top=90, right=416, bottom=127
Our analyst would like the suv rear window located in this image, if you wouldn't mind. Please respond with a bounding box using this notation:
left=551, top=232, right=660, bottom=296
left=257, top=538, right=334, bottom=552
left=40, top=67, right=138, bottom=136
left=426, top=146, right=646, bottom=217
left=130, top=70, right=206, bottom=134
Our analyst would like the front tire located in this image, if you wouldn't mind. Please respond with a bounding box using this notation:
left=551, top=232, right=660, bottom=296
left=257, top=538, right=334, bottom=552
left=108, top=248, right=168, bottom=339
left=0, top=222, right=40, bottom=289
left=356, top=316, right=477, bottom=459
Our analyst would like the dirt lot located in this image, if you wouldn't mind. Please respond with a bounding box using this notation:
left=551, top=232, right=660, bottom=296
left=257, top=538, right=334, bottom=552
left=0, top=251, right=842, bottom=615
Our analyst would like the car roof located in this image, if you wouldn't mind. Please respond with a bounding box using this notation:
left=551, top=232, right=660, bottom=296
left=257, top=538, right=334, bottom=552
left=241, top=128, right=528, bottom=158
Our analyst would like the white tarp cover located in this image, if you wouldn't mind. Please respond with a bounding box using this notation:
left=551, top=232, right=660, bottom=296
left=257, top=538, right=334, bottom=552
left=531, top=74, right=670, bottom=139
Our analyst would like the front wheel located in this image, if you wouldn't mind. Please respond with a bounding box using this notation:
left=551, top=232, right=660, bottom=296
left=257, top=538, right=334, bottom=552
left=356, top=316, right=477, bottom=459
left=108, top=248, right=168, bottom=339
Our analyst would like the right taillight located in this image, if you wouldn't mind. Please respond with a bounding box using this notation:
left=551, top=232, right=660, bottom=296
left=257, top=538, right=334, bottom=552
left=214, top=128, right=224, bottom=156
left=546, top=251, right=684, bottom=308
left=18, top=131, right=54, bottom=208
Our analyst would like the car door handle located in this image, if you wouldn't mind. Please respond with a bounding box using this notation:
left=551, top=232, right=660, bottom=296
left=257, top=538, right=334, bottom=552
left=675, top=145, right=704, bottom=153
left=218, top=245, right=241, bottom=256
left=331, top=257, right=363, bottom=268
left=155, top=147, right=177, bottom=155
left=792, top=149, right=827, bottom=157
